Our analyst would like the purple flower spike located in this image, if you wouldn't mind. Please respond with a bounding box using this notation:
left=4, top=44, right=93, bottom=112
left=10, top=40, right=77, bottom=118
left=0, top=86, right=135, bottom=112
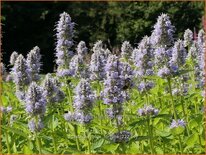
left=151, top=13, right=175, bottom=48
left=25, top=82, right=46, bottom=116
left=26, top=46, right=42, bottom=81
left=55, top=12, right=75, bottom=77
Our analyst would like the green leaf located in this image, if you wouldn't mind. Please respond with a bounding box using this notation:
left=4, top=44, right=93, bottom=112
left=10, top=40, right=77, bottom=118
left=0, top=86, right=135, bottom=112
left=102, top=143, right=119, bottom=153
left=189, top=120, right=198, bottom=129
left=2, top=96, right=8, bottom=106
left=128, top=142, right=140, bottom=153
left=170, top=126, right=185, bottom=135
left=156, top=130, right=171, bottom=137
left=53, top=118, right=58, bottom=129
left=2, top=126, right=29, bottom=138
left=92, top=139, right=104, bottom=150
left=129, top=119, right=146, bottom=129
left=186, top=133, right=198, bottom=147
left=23, top=145, right=33, bottom=154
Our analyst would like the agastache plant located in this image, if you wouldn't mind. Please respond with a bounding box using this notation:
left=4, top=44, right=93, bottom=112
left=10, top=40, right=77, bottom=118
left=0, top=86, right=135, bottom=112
left=170, top=40, right=188, bottom=97
left=102, top=54, right=131, bottom=144
left=120, top=62, right=134, bottom=99
left=153, top=41, right=173, bottom=78
left=170, top=39, right=187, bottom=72
left=11, top=54, right=31, bottom=100
left=196, top=29, right=205, bottom=89
left=42, top=73, right=65, bottom=104
left=197, top=29, right=205, bottom=46
left=187, top=42, right=199, bottom=60
left=26, top=46, right=41, bottom=81
left=183, top=29, right=193, bottom=48
left=64, top=78, right=95, bottom=152
left=69, top=41, right=89, bottom=78
left=137, top=105, right=159, bottom=117
left=9, top=51, right=18, bottom=66
left=133, top=36, right=155, bottom=92
left=151, top=13, right=175, bottom=48
left=24, top=82, right=46, bottom=154
left=55, top=12, right=75, bottom=77
left=89, top=41, right=107, bottom=81
left=64, top=78, right=95, bottom=124
left=137, top=104, right=158, bottom=154
left=77, top=41, right=88, bottom=57
left=24, top=81, right=46, bottom=154
left=133, top=36, right=154, bottom=77
left=25, top=82, right=46, bottom=117
left=121, top=41, right=133, bottom=61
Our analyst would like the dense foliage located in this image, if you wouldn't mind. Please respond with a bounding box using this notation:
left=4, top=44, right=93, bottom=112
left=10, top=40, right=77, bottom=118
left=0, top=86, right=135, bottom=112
left=2, top=1, right=204, bottom=73
left=1, top=10, right=205, bottom=154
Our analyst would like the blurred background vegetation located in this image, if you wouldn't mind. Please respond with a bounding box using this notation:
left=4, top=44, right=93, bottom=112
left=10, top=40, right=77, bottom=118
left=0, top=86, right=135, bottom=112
left=2, top=1, right=205, bottom=73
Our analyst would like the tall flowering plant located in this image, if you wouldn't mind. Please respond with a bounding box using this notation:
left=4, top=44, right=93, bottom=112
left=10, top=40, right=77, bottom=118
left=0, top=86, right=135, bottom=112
left=55, top=12, right=75, bottom=77
left=64, top=78, right=95, bottom=152
left=11, top=54, right=31, bottom=100
left=26, top=46, right=42, bottom=81
left=89, top=41, right=108, bottom=81
left=103, top=55, right=131, bottom=146
left=69, top=41, right=89, bottom=78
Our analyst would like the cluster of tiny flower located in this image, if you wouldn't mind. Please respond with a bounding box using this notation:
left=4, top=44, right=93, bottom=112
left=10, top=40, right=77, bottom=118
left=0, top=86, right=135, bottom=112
left=110, top=130, right=131, bottom=143
left=11, top=54, right=31, bottom=100
left=25, top=82, right=46, bottom=132
left=183, top=29, right=193, bottom=48
left=151, top=13, right=175, bottom=47
left=26, top=46, right=42, bottom=81
left=133, top=36, right=154, bottom=77
left=137, top=105, right=159, bottom=116
left=138, top=81, right=154, bottom=93
left=69, top=41, right=89, bottom=78
left=169, top=39, right=187, bottom=73
left=121, top=41, right=133, bottom=60
left=0, top=106, right=12, bottom=114
left=103, top=54, right=134, bottom=130
left=89, top=40, right=110, bottom=81
left=64, top=79, right=95, bottom=124
left=170, top=119, right=186, bottom=129
left=55, top=12, right=75, bottom=77
left=42, top=74, right=65, bottom=104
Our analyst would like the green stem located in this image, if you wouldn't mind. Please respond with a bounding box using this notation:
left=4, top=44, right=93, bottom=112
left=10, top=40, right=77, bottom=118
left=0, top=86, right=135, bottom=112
left=120, top=142, right=126, bottom=154
left=65, top=78, right=73, bottom=112
left=35, top=133, right=42, bottom=154
left=167, top=78, right=177, bottom=120
left=5, top=131, right=11, bottom=154
left=163, top=140, right=165, bottom=154
left=180, top=96, right=186, bottom=118
left=73, top=124, right=80, bottom=151
left=115, top=114, right=121, bottom=133
left=168, top=78, right=184, bottom=154
left=198, top=134, right=202, bottom=146
left=147, top=116, right=154, bottom=154
left=180, top=96, right=190, bottom=136
left=52, top=133, right=57, bottom=153
left=178, top=135, right=183, bottom=154
left=52, top=115, right=57, bottom=153
left=85, top=127, right=91, bottom=154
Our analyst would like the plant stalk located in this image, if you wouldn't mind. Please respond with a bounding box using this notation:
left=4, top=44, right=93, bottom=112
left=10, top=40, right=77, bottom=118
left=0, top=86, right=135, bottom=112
left=73, top=124, right=80, bottom=151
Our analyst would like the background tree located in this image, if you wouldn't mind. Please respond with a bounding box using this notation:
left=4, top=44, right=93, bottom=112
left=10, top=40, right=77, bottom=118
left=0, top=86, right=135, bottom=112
left=2, top=1, right=204, bottom=73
